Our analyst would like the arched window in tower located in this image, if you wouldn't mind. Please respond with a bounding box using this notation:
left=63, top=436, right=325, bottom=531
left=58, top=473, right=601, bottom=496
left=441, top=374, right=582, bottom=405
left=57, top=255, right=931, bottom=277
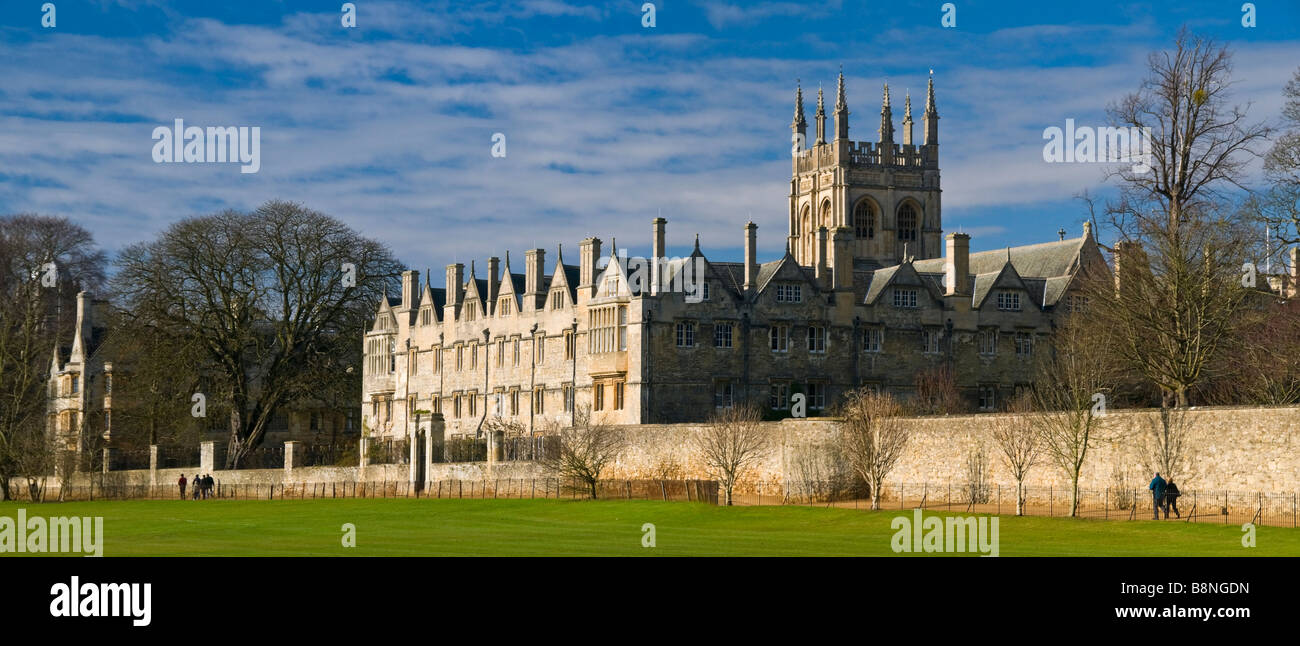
left=820, top=199, right=832, bottom=229
left=854, top=201, right=875, bottom=239
left=897, top=204, right=918, bottom=242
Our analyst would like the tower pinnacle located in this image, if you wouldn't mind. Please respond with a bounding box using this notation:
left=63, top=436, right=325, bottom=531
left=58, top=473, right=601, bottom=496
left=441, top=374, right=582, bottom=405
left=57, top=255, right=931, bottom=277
left=878, top=83, right=894, bottom=144
left=833, top=66, right=849, bottom=140
left=814, top=86, right=827, bottom=145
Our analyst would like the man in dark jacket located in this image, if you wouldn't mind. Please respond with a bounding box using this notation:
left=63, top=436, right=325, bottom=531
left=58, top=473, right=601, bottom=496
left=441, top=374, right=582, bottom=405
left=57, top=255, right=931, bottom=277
left=204, top=474, right=214, bottom=499
left=1165, top=479, right=1181, bottom=519
left=178, top=474, right=187, bottom=500
left=1148, top=473, right=1167, bottom=519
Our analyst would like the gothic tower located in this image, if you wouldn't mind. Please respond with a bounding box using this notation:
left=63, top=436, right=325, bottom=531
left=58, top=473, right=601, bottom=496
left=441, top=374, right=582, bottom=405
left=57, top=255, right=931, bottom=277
left=788, top=69, right=942, bottom=270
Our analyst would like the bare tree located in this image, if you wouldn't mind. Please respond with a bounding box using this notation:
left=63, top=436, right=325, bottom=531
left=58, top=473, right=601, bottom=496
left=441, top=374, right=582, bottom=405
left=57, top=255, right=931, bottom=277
left=1255, top=66, right=1300, bottom=250
left=990, top=393, right=1040, bottom=516
left=693, top=404, right=768, bottom=506
left=911, top=364, right=965, bottom=415
left=111, top=202, right=401, bottom=468
left=1098, top=28, right=1270, bottom=408
left=540, top=407, right=623, bottom=499
left=0, top=214, right=105, bottom=500
left=1141, top=406, right=1195, bottom=483
left=963, top=443, right=990, bottom=506
left=838, top=388, right=909, bottom=510
left=1031, top=317, right=1115, bottom=517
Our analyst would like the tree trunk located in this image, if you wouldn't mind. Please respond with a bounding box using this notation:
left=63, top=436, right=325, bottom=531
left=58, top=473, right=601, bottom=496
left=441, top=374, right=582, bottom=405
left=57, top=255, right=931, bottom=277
left=1070, top=476, right=1080, bottom=517
left=724, top=484, right=734, bottom=506
left=588, top=479, right=597, bottom=500
left=1016, top=480, right=1025, bottom=516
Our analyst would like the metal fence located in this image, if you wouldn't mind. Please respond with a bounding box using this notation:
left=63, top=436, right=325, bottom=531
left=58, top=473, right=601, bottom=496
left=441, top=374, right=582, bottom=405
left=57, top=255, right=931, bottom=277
left=231, top=445, right=284, bottom=470
left=158, top=445, right=200, bottom=469
left=730, top=481, right=1300, bottom=528
left=31, top=478, right=719, bottom=504
left=299, top=442, right=357, bottom=468
left=436, top=437, right=485, bottom=463
left=368, top=438, right=409, bottom=465
left=500, top=435, right=561, bottom=462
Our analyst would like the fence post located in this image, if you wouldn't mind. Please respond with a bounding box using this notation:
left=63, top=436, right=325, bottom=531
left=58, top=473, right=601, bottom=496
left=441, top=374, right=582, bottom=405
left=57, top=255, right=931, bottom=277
left=1105, top=488, right=1108, bottom=520
left=1049, top=485, right=1053, bottom=517
left=997, top=484, right=1001, bottom=516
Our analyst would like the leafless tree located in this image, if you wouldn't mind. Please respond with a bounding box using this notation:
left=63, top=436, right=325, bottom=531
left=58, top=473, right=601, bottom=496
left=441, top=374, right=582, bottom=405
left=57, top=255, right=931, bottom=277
left=693, top=404, right=768, bottom=505
left=1098, top=28, right=1270, bottom=408
left=0, top=214, right=105, bottom=500
left=1254, top=66, right=1300, bottom=251
left=990, top=393, right=1040, bottom=515
left=1030, top=316, right=1116, bottom=517
left=1141, top=406, right=1195, bottom=483
left=111, top=201, right=401, bottom=468
left=838, top=388, right=909, bottom=510
left=911, top=364, right=965, bottom=415
left=539, top=407, right=624, bottom=499
left=963, top=443, right=990, bottom=505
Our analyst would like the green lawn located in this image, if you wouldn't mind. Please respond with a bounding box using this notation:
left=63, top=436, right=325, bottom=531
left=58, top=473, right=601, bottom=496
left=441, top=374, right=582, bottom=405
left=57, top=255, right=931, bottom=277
left=1, top=498, right=1293, bottom=556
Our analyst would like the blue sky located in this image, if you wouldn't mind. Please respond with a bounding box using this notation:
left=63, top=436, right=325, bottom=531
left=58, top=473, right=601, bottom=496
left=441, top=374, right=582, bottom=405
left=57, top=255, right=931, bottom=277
left=1, top=0, right=1297, bottom=269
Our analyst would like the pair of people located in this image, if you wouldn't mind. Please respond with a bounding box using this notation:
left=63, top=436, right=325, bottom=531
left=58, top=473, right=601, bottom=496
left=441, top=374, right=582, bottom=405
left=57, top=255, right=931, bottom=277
left=1147, top=472, right=1182, bottom=519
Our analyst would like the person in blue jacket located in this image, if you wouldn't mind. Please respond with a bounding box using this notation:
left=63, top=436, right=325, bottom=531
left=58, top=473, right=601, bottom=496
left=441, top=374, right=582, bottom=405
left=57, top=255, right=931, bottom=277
left=1148, top=472, right=1167, bottom=519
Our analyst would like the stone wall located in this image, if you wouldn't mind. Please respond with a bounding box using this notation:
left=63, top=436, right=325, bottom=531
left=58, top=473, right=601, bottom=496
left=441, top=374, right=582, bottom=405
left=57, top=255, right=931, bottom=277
left=11, top=405, right=1298, bottom=501
left=599, top=406, right=1300, bottom=496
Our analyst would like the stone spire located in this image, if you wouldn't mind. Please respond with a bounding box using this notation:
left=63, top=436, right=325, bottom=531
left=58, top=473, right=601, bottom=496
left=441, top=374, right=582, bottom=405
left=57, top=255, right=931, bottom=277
left=902, top=91, right=914, bottom=145
left=814, top=86, right=827, bottom=145
left=791, top=82, right=807, bottom=149
left=924, top=70, right=939, bottom=147
left=878, top=83, right=894, bottom=144
left=833, top=66, right=849, bottom=140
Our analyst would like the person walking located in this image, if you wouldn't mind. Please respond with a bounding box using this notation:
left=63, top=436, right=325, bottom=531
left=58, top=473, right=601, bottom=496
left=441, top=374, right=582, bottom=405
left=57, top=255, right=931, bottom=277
left=1148, top=472, right=1167, bottom=520
left=1165, top=479, right=1182, bottom=519
left=204, top=474, right=214, bottom=499
left=178, top=474, right=188, bottom=500
left=192, top=475, right=202, bottom=500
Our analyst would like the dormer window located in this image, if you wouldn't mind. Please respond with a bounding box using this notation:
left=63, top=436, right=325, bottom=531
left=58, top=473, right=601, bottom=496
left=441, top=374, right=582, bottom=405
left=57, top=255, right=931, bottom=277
left=463, top=300, right=478, bottom=321
left=604, top=277, right=619, bottom=297
left=775, top=283, right=802, bottom=303
left=996, top=291, right=1021, bottom=311
left=892, top=288, right=918, bottom=308
left=551, top=291, right=566, bottom=310
left=498, top=298, right=512, bottom=316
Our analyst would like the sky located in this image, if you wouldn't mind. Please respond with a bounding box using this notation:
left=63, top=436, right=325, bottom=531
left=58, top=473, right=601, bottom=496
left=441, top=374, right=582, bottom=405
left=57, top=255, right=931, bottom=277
left=1, top=0, right=1297, bottom=271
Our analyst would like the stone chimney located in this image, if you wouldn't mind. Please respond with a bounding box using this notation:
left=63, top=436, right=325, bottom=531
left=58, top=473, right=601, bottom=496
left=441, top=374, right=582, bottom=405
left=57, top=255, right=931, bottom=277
left=743, top=221, right=758, bottom=293
left=944, top=233, right=970, bottom=296
left=815, top=227, right=829, bottom=288
left=831, top=226, right=852, bottom=290
left=400, top=269, right=418, bottom=310
left=1113, top=241, right=1145, bottom=295
left=486, top=256, right=500, bottom=306
left=69, top=291, right=92, bottom=364
left=444, top=263, right=464, bottom=313
left=578, top=237, right=601, bottom=299
left=651, top=218, right=666, bottom=295
left=524, top=248, right=545, bottom=310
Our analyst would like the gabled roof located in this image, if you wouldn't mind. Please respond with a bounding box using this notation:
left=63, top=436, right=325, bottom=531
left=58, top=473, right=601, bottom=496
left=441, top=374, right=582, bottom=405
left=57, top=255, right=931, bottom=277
left=971, top=260, right=1030, bottom=309
left=755, top=248, right=818, bottom=295
left=864, top=261, right=943, bottom=305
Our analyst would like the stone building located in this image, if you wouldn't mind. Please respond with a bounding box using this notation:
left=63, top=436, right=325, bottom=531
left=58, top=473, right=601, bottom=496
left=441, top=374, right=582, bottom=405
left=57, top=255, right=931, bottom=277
left=361, top=71, right=1110, bottom=440
left=47, top=291, right=357, bottom=465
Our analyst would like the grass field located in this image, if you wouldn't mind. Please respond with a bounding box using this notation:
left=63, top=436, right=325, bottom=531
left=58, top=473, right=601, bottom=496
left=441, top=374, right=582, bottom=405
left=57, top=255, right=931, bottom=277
left=2, top=498, right=1295, bottom=556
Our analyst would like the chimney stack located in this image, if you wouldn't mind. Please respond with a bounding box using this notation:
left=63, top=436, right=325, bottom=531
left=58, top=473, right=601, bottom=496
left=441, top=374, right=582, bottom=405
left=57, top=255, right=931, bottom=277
left=524, top=248, right=545, bottom=310
left=815, top=227, right=829, bottom=288
left=400, top=269, right=418, bottom=310
left=831, top=227, right=852, bottom=290
left=578, top=237, right=601, bottom=299
left=944, top=233, right=970, bottom=296
left=651, top=218, right=666, bottom=295
left=486, top=256, right=500, bottom=308
left=743, top=222, right=758, bottom=293
left=445, top=263, right=465, bottom=314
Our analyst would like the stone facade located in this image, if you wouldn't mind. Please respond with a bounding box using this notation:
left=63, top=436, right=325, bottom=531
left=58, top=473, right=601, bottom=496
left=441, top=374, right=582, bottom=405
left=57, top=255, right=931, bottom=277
left=364, top=71, right=1107, bottom=440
